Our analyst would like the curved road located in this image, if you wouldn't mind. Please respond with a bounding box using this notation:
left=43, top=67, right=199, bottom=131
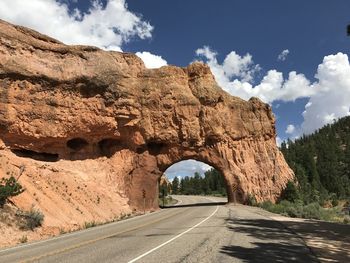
left=0, top=195, right=317, bottom=263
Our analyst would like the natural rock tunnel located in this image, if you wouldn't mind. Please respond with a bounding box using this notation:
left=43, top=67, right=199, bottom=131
left=0, top=20, right=294, bottom=215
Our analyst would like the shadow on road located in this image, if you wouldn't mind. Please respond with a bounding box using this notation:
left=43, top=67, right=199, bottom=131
left=278, top=218, right=350, bottom=263
left=221, top=242, right=314, bottom=263
left=161, top=201, right=227, bottom=209
left=221, top=218, right=319, bottom=263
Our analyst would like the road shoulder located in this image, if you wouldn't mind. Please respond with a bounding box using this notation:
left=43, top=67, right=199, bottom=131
left=241, top=205, right=350, bottom=263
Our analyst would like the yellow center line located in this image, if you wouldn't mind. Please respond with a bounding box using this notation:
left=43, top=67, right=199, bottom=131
left=23, top=207, right=191, bottom=263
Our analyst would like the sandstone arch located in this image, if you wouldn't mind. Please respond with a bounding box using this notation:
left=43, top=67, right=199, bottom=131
left=0, top=20, right=294, bottom=214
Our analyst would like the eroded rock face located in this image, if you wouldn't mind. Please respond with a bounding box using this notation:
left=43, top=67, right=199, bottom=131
left=0, top=20, right=294, bottom=227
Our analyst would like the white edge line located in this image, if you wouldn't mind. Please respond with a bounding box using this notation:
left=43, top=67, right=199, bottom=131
left=0, top=208, right=164, bottom=254
left=0, top=196, right=184, bottom=254
left=127, top=205, right=219, bottom=263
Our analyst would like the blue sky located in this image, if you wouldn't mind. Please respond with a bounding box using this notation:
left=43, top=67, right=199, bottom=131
left=1, top=0, right=350, bottom=178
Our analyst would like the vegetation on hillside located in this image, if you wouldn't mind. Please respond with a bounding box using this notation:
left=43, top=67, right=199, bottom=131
left=280, top=116, right=350, bottom=204
left=0, top=176, right=25, bottom=207
left=259, top=116, right=350, bottom=223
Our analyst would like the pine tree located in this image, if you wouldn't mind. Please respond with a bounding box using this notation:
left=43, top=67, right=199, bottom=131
left=280, top=116, right=350, bottom=203
left=172, top=176, right=179, bottom=194
left=0, top=176, right=25, bottom=207
left=281, top=181, right=300, bottom=202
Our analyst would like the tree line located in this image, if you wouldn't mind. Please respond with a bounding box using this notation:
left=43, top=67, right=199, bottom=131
left=280, top=116, right=350, bottom=204
left=159, top=168, right=226, bottom=197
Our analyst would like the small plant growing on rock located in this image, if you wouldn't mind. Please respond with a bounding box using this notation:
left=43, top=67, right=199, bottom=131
left=19, top=235, right=28, bottom=243
left=59, top=228, right=67, bottom=234
left=20, top=208, right=44, bottom=230
left=84, top=221, right=97, bottom=229
left=0, top=176, right=25, bottom=208
left=246, top=194, right=258, bottom=206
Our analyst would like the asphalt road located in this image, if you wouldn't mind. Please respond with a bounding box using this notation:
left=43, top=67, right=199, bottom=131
left=0, top=195, right=318, bottom=263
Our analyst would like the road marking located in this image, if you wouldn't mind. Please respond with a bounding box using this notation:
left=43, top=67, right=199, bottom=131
left=18, top=208, right=190, bottom=263
left=0, top=208, right=164, bottom=255
left=127, top=205, right=219, bottom=263
left=1, top=196, right=183, bottom=255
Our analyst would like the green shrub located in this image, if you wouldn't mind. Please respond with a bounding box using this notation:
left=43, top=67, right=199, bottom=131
left=19, top=235, right=28, bottom=243
left=280, top=181, right=300, bottom=203
left=344, top=216, right=350, bottom=224
left=301, top=203, right=322, bottom=220
left=285, top=205, right=302, bottom=218
left=0, top=176, right=25, bottom=207
left=21, top=208, right=44, bottom=230
left=84, top=221, right=97, bottom=229
left=259, top=200, right=274, bottom=211
left=259, top=199, right=343, bottom=222
left=246, top=194, right=258, bottom=206
left=331, top=199, right=339, bottom=207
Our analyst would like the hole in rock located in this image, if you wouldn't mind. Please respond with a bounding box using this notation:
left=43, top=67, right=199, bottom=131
left=205, top=136, right=218, bottom=147
left=136, top=146, right=146, bottom=154
left=160, top=160, right=228, bottom=207
left=11, top=148, right=59, bottom=162
left=147, top=141, right=166, bottom=155
left=66, top=138, right=89, bottom=151
left=98, top=138, right=123, bottom=157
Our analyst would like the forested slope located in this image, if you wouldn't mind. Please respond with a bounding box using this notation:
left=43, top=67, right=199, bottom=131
left=281, top=116, right=350, bottom=203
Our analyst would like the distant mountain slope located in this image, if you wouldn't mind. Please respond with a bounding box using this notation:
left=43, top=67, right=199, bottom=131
left=281, top=116, right=350, bottom=203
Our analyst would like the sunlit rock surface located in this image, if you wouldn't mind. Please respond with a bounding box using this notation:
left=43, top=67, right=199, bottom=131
left=0, top=19, right=294, bottom=233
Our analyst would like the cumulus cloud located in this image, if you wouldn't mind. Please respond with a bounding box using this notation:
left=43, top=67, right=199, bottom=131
left=285, top=124, right=295, bottom=134
left=164, top=160, right=212, bottom=180
left=196, top=47, right=350, bottom=136
left=195, top=46, right=313, bottom=103
left=136, top=51, right=167, bottom=69
left=196, top=46, right=260, bottom=83
left=276, top=137, right=282, bottom=147
left=0, top=0, right=153, bottom=51
left=301, top=53, right=350, bottom=134
left=278, top=49, right=290, bottom=61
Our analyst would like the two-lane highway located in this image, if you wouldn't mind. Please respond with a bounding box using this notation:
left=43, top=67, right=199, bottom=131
left=0, top=195, right=318, bottom=262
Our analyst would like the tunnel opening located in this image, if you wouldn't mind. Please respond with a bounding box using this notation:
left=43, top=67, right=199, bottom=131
left=11, top=148, right=59, bottom=162
left=159, top=160, right=228, bottom=207
left=66, top=138, right=88, bottom=151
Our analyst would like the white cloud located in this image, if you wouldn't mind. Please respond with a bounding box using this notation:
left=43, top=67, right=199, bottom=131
left=136, top=51, right=167, bottom=69
left=196, top=47, right=350, bottom=136
left=164, top=160, right=212, bottom=180
left=221, top=51, right=261, bottom=82
left=301, top=53, right=350, bottom=134
left=0, top=0, right=153, bottom=51
left=278, top=49, right=290, bottom=61
left=276, top=137, right=282, bottom=147
left=195, top=46, right=313, bottom=104
left=285, top=124, right=295, bottom=134
left=196, top=46, right=260, bottom=83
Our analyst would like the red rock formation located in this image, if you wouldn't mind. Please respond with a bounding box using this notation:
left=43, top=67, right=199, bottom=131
left=0, top=19, right=294, bottom=231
